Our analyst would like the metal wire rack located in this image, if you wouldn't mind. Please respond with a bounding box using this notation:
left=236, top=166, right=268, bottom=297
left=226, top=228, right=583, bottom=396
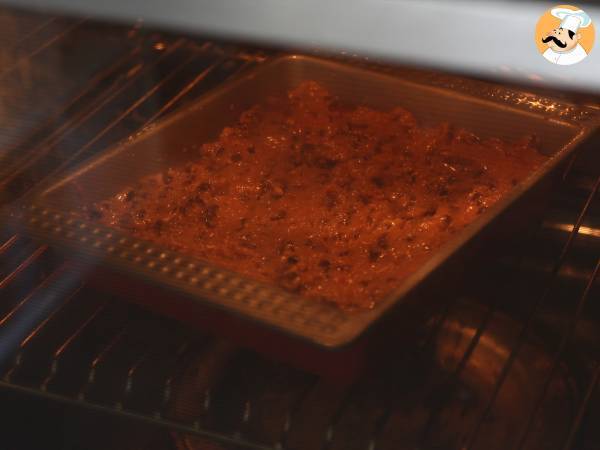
left=0, top=7, right=599, bottom=450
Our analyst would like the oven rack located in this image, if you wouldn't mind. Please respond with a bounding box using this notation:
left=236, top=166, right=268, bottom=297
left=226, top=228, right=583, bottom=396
left=0, top=7, right=599, bottom=450
left=0, top=9, right=268, bottom=206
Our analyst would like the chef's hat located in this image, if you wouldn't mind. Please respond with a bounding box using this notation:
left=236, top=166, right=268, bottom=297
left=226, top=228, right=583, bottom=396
left=551, top=8, right=592, bottom=33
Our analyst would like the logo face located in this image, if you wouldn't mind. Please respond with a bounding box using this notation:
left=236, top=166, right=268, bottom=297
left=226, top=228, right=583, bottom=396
left=535, top=5, right=595, bottom=65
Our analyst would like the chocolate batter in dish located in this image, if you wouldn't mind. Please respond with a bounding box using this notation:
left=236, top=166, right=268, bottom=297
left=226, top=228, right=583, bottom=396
left=88, top=81, right=547, bottom=310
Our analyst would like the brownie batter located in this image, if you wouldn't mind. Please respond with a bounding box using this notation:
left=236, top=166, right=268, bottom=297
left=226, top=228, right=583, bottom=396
left=89, top=81, right=547, bottom=309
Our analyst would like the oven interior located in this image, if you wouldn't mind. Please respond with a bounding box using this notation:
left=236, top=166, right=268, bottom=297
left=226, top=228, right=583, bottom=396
left=0, top=7, right=599, bottom=450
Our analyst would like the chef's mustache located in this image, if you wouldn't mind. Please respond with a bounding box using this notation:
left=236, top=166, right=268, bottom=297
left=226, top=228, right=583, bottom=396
left=542, top=35, right=567, bottom=48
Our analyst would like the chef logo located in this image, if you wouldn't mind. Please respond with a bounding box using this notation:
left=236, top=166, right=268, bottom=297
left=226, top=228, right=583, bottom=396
left=535, top=5, right=595, bottom=65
